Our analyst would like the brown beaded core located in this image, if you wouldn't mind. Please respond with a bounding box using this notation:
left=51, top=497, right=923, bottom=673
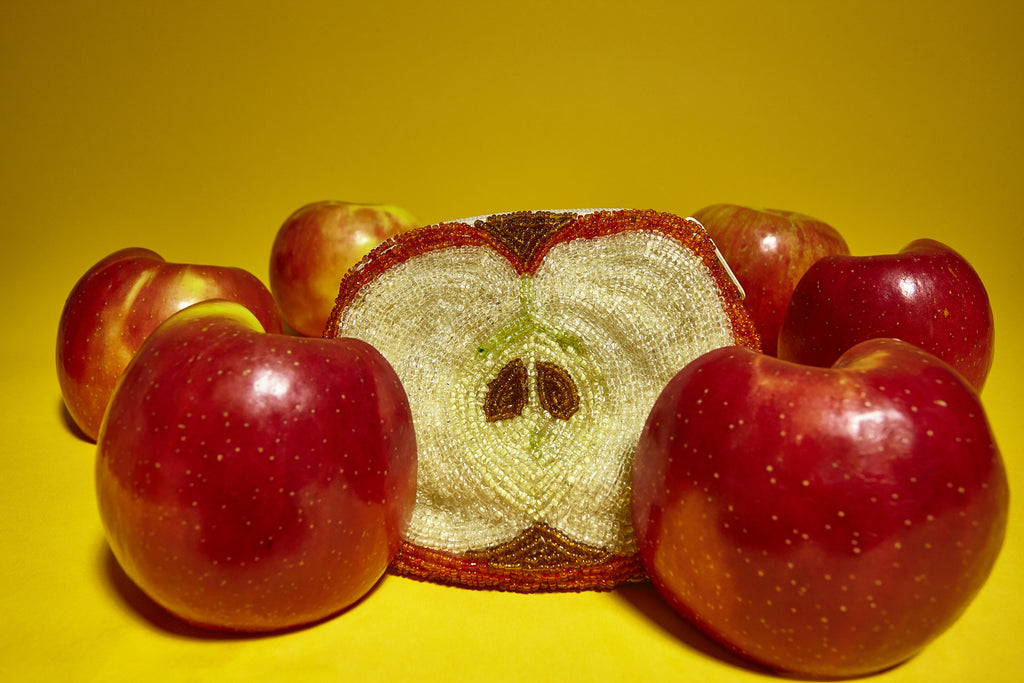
left=325, top=209, right=761, bottom=592
left=464, top=523, right=615, bottom=570
left=477, top=211, right=575, bottom=265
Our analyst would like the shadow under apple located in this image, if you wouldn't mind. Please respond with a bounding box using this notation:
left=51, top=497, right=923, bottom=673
left=614, top=581, right=774, bottom=677
left=615, top=581, right=916, bottom=680
left=58, top=397, right=92, bottom=443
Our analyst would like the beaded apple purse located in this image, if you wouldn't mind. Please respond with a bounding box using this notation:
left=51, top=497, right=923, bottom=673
left=324, top=209, right=760, bottom=591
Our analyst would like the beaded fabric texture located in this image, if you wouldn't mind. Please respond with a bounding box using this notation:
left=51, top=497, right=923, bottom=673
left=325, top=209, right=760, bottom=592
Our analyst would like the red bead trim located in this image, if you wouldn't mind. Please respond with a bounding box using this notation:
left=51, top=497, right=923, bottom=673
left=388, top=538, right=647, bottom=593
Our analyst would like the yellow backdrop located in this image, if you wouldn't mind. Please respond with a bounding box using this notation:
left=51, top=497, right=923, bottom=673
left=2, top=1, right=1021, bottom=681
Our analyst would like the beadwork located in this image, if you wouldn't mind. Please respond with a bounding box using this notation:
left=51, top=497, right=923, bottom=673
left=483, top=358, right=529, bottom=422
left=325, top=209, right=760, bottom=592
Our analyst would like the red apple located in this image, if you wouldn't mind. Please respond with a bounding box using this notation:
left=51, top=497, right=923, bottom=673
left=632, top=339, right=1008, bottom=678
left=778, top=239, right=995, bottom=391
left=691, top=204, right=849, bottom=356
left=269, top=201, right=419, bottom=336
left=57, top=247, right=282, bottom=441
left=95, top=300, right=417, bottom=632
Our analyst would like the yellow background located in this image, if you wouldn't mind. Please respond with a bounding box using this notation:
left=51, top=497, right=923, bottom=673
left=2, top=1, right=1022, bottom=680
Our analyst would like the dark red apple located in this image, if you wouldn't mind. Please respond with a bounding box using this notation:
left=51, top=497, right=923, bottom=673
left=57, top=247, right=282, bottom=441
left=778, top=239, right=994, bottom=391
left=632, top=339, right=1008, bottom=678
left=95, top=300, right=417, bottom=632
left=691, top=204, right=849, bottom=355
left=269, top=201, right=419, bottom=336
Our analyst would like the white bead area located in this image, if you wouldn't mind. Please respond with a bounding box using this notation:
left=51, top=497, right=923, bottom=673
left=337, top=231, right=737, bottom=556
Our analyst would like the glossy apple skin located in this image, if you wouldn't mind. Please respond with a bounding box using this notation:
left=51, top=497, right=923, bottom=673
left=632, top=339, right=1008, bottom=678
left=692, top=204, right=849, bottom=356
left=778, top=239, right=994, bottom=391
left=269, top=201, right=418, bottom=336
left=95, top=301, right=417, bottom=632
left=57, top=248, right=282, bottom=441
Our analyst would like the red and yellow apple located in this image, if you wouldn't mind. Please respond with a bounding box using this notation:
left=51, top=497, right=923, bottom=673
left=632, top=339, right=1008, bottom=678
left=778, top=239, right=995, bottom=391
left=57, top=247, right=282, bottom=441
left=269, top=201, right=419, bottom=336
left=95, top=300, right=417, bottom=632
left=691, top=204, right=849, bottom=356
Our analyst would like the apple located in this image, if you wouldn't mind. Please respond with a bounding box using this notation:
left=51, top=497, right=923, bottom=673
left=325, top=209, right=760, bottom=591
left=778, top=239, right=995, bottom=391
left=95, top=300, right=417, bottom=632
left=632, top=339, right=1008, bottom=678
left=57, top=247, right=282, bottom=441
left=269, top=201, right=419, bottom=336
left=691, top=204, right=849, bottom=356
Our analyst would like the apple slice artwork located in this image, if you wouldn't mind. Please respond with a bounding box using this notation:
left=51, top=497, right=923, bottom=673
left=57, top=248, right=283, bottom=441
left=324, top=209, right=761, bottom=591
left=632, top=339, right=1008, bottom=678
left=269, top=201, right=419, bottom=337
left=778, top=239, right=995, bottom=391
left=95, top=300, right=417, bottom=632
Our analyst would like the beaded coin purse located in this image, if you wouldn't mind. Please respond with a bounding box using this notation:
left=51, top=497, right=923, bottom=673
left=324, top=209, right=760, bottom=591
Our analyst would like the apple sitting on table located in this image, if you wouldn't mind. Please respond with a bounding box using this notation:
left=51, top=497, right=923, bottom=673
left=269, top=201, right=419, bottom=336
left=95, top=300, right=417, bottom=632
left=57, top=247, right=282, bottom=442
left=691, top=204, right=849, bottom=356
left=632, top=339, right=1008, bottom=678
left=778, top=239, right=995, bottom=391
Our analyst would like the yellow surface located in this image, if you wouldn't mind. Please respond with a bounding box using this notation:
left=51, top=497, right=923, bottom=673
left=2, top=1, right=1022, bottom=681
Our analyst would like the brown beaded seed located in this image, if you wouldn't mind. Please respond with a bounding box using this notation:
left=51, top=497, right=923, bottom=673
left=535, top=361, right=580, bottom=420
left=483, top=358, right=529, bottom=422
